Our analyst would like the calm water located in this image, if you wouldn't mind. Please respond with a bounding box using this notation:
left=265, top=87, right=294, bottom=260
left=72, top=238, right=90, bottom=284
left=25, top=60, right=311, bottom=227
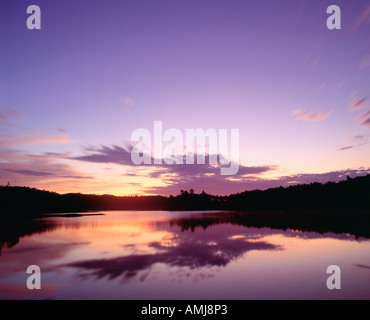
left=0, top=210, right=369, bottom=300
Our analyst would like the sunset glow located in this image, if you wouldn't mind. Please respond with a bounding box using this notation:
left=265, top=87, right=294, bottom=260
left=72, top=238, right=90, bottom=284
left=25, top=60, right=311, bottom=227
left=1, top=0, right=369, bottom=196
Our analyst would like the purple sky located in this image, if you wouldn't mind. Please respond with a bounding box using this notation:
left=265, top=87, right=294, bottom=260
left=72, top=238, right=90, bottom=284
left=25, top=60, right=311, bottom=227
left=1, top=0, right=370, bottom=195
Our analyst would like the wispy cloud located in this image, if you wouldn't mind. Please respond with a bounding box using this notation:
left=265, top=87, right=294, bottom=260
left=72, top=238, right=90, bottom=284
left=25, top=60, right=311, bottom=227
left=337, top=142, right=368, bottom=151
left=349, top=98, right=370, bottom=129
left=351, top=3, right=370, bottom=30
left=351, top=135, right=368, bottom=142
left=311, top=54, right=321, bottom=69
left=360, top=55, right=370, bottom=69
left=295, top=0, right=307, bottom=21
left=349, top=97, right=366, bottom=111
left=0, top=109, right=75, bottom=147
left=72, top=145, right=134, bottom=165
left=362, top=117, right=370, bottom=129
left=0, top=135, right=72, bottom=147
left=57, top=128, right=68, bottom=134
left=359, top=112, right=370, bottom=129
left=357, top=111, right=370, bottom=120
left=293, top=110, right=330, bottom=122
left=71, top=144, right=276, bottom=179
left=5, top=169, right=93, bottom=179
left=337, top=135, right=369, bottom=151
left=0, top=108, right=24, bottom=122
left=5, top=169, right=53, bottom=177
left=353, top=264, right=370, bottom=270
left=1, top=151, right=95, bottom=189
left=122, top=96, right=135, bottom=107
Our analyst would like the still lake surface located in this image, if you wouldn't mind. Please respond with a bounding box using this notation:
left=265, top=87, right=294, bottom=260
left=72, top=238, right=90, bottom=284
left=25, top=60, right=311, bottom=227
left=0, top=210, right=369, bottom=300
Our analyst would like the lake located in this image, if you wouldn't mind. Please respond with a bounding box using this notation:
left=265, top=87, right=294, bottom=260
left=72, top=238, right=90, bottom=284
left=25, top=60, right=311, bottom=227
left=0, top=210, right=369, bottom=300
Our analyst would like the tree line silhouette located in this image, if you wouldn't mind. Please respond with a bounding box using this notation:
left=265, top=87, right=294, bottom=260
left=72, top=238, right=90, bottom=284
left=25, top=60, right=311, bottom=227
left=1, top=174, right=370, bottom=219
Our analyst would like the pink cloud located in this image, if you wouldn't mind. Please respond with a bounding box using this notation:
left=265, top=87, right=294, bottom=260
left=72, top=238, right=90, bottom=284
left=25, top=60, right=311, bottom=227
left=0, top=109, right=74, bottom=147
left=349, top=98, right=367, bottom=111
left=0, top=108, right=24, bottom=122
left=0, top=135, right=72, bottom=147
left=337, top=135, right=370, bottom=151
left=337, top=142, right=369, bottom=151
left=122, top=96, right=135, bottom=107
left=361, top=118, right=370, bottom=129
left=293, top=110, right=330, bottom=122
left=1, top=152, right=94, bottom=192
left=357, top=110, right=370, bottom=120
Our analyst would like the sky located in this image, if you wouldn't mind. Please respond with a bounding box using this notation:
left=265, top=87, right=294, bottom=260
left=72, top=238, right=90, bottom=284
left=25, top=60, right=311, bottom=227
left=0, top=0, right=370, bottom=196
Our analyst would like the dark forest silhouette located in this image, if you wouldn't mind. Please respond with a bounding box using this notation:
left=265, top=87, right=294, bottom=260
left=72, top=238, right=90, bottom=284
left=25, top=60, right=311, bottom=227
left=0, top=219, right=57, bottom=255
left=167, top=210, right=370, bottom=239
left=1, top=174, right=370, bottom=219
left=1, top=175, right=370, bottom=255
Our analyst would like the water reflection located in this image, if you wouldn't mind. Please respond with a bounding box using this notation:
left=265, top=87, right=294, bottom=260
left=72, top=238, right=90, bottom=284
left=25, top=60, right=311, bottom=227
left=165, top=211, right=370, bottom=239
left=67, top=225, right=279, bottom=281
left=1, top=210, right=368, bottom=255
left=0, top=211, right=369, bottom=299
left=0, top=219, right=57, bottom=255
